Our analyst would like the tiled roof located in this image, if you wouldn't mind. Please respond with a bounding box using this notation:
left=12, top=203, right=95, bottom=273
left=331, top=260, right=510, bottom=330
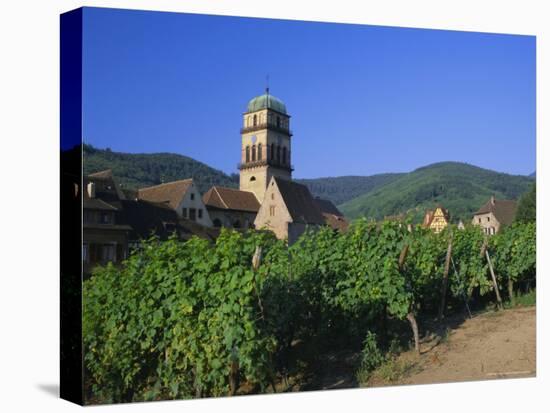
left=322, top=213, right=349, bottom=232
left=88, top=169, right=113, bottom=179
left=137, top=179, right=193, bottom=210
left=274, top=177, right=325, bottom=225
left=474, top=197, right=517, bottom=226
left=314, top=197, right=344, bottom=217
left=203, top=186, right=260, bottom=212
left=83, top=197, right=118, bottom=211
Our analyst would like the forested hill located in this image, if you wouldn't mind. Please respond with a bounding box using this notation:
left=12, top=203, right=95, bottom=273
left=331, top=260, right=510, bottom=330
left=83, top=144, right=238, bottom=194
left=83, top=146, right=533, bottom=223
left=296, top=174, right=404, bottom=206
left=83, top=145, right=399, bottom=204
left=339, top=162, right=534, bottom=223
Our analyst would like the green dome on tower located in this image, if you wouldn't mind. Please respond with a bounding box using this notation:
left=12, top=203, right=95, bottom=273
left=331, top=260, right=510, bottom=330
left=246, top=90, right=287, bottom=114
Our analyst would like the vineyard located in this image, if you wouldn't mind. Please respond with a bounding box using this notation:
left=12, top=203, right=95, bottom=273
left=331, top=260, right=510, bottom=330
left=83, top=220, right=536, bottom=403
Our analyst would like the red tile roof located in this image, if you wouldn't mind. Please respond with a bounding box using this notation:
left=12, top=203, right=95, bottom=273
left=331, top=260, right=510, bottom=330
left=274, top=177, right=325, bottom=225
left=137, top=179, right=193, bottom=210
left=202, top=186, right=260, bottom=212
left=474, top=197, right=517, bottom=226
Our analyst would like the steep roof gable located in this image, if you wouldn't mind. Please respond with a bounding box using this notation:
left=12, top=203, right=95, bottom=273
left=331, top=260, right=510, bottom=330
left=273, top=177, right=325, bottom=225
left=203, top=186, right=260, bottom=212
left=137, top=179, right=193, bottom=210
left=474, top=197, right=517, bottom=226
left=314, top=197, right=344, bottom=217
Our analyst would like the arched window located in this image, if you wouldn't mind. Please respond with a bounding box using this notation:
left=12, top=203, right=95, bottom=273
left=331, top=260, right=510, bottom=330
left=246, top=116, right=250, bottom=127
left=245, top=146, right=250, bottom=163
left=276, top=146, right=281, bottom=163
left=233, top=220, right=241, bottom=229
left=270, top=143, right=275, bottom=160
left=213, top=218, right=222, bottom=228
left=253, top=115, right=257, bottom=126
left=276, top=116, right=281, bottom=128
left=258, top=143, right=262, bottom=160
left=250, top=176, right=256, bottom=182
left=282, top=147, right=287, bottom=164
left=252, top=145, right=256, bottom=161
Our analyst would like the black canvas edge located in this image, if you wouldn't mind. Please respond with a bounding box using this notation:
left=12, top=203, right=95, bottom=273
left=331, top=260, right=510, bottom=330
left=60, top=7, right=84, bottom=406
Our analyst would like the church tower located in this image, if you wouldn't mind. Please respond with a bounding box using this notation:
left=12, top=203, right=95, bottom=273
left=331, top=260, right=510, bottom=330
left=239, top=89, right=293, bottom=202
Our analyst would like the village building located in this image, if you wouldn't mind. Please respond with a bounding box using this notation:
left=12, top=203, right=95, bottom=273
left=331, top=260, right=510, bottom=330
left=137, top=178, right=212, bottom=227
left=314, top=197, right=349, bottom=232
left=472, top=195, right=517, bottom=235
left=254, top=177, right=326, bottom=244
left=83, top=170, right=132, bottom=275
left=202, top=186, right=260, bottom=229
left=423, top=205, right=450, bottom=233
left=122, top=199, right=219, bottom=245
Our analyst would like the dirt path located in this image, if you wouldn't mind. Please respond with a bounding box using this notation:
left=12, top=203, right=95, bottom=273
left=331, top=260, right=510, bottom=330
left=369, top=306, right=536, bottom=386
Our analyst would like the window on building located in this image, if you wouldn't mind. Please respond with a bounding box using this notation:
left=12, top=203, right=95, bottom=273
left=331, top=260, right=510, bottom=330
left=198, top=209, right=203, bottom=219
left=246, top=146, right=250, bottom=163
left=190, top=193, right=195, bottom=200
left=189, top=208, right=196, bottom=221
left=270, top=143, right=275, bottom=160
left=276, top=116, right=281, bottom=128
left=182, top=207, right=188, bottom=218
left=276, top=146, right=281, bottom=163
left=253, top=115, right=257, bottom=126
left=258, top=143, right=262, bottom=160
left=487, top=217, right=490, bottom=222
left=271, top=193, right=274, bottom=200
left=282, top=147, right=287, bottom=165
left=83, top=244, right=88, bottom=263
left=100, top=212, right=112, bottom=224
left=213, top=218, right=222, bottom=228
left=233, top=220, right=241, bottom=228
left=252, top=145, right=256, bottom=161
left=269, top=205, right=276, bottom=216
left=100, top=244, right=116, bottom=262
left=250, top=176, right=256, bottom=182
left=83, top=210, right=94, bottom=224
left=478, top=218, right=481, bottom=223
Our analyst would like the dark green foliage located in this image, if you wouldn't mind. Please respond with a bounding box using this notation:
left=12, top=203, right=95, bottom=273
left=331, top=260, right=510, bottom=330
left=515, top=183, right=536, bottom=223
left=83, top=144, right=238, bottom=193
left=339, top=162, right=533, bottom=223
left=297, top=174, right=403, bottom=205
left=83, top=220, right=536, bottom=403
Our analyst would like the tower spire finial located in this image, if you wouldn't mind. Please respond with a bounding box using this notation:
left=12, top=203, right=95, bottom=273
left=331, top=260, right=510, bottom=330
left=265, top=74, right=270, bottom=94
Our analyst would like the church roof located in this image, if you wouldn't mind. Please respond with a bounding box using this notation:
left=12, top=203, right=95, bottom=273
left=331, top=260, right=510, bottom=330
left=137, top=179, right=193, bottom=210
left=313, top=197, right=349, bottom=231
left=274, top=177, right=325, bottom=225
left=474, top=196, right=517, bottom=226
left=314, top=197, right=344, bottom=217
left=246, top=91, right=287, bottom=114
left=202, top=186, right=260, bottom=213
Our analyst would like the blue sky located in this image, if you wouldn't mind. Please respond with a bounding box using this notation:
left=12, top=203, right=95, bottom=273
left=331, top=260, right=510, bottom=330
left=82, top=7, right=536, bottom=178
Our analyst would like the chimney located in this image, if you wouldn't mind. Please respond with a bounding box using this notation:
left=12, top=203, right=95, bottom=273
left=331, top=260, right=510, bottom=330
left=491, top=195, right=495, bottom=205
left=87, top=182, right=96, bottom=198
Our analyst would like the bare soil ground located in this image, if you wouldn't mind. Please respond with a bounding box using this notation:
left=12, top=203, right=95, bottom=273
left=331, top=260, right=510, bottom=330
left=368, top=306, right=536, bottom=387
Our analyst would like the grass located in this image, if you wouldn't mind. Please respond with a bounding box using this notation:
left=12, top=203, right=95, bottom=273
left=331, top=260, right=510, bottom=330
left=504, top=289, right=536, bottom=309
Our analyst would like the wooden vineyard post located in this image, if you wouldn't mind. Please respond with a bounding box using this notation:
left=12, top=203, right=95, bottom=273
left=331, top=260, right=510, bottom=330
left=438, top=235, right=453, bottom=320
left=485, top=250, right=503, bottom=310
left=398, top=244, right=420, bottom=355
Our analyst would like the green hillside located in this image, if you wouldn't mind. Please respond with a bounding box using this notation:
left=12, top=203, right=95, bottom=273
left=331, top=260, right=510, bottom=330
left=297, top=174, right=404, bottom=205
left=83, top=144, right=238, bottom=194
left=339, top=162, right=533, bottom=223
